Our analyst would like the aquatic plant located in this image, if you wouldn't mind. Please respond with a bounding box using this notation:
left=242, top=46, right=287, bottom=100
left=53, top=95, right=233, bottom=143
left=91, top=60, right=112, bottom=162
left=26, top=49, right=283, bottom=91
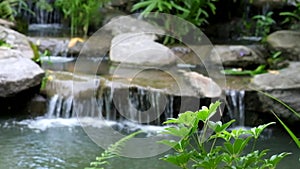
left=158, top=101, right=290, bottom=169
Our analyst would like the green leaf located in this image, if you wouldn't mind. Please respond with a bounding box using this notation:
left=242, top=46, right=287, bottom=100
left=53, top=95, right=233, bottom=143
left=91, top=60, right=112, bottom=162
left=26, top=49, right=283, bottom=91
left=157, top=139, right=178, bottom=148
left=131, top=1, right=152, bottom=12
left=230, top=128, right=248, bottom=139
left=257, top=90, right=300, bottom=119
left=246, top=122, right=275, bottom=139
left=170, top=1, right=190, bottom=13
left=163, top=126, right=190, bottom=137
left=208, top=120, right=236, bottom=133
left=224, top=137, right=251, bottom=155
left=164, top=111, right=197, bottom=127
left=272, top=111, right=300, bottom=149
left=160, top=153, right=191, bottom=168
left=266, top=152, right=291, bottom=167
left=141, top=1, right=158, bottom=16
left=196, top=101, right=221, bottom=122
left=272, top=51, right=282, bottom=59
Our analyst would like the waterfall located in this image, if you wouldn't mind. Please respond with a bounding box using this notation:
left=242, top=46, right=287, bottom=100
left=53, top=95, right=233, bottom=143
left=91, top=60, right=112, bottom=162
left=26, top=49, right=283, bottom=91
left=45, top=87, right=176, bottom=125
left=225, top=90, right=245, bottom=126
left=24, top=0, right=61, bottom=24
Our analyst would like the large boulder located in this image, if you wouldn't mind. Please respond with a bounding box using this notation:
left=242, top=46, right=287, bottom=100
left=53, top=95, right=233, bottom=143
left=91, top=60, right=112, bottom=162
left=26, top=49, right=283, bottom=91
left=267, top=30, right=300, bottom=61
left=0, top=50, right=44, bottom=97
left=251, top=62, right=300, bottom=123
left=110, top=33, right=177, bottom=66
left=103, top=15, right=165, bottom=36
left=0, top=26, right=44, bottom=97
left=0, top=25, right=33, bottom=59
left=210, top=45, right=266, bottom=69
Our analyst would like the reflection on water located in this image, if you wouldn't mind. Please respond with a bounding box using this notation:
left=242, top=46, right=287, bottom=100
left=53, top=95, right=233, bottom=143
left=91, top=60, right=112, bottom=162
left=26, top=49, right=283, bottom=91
left=0, top=118, right=174, bottom=169
left=0, top=118, right=299, bottom=169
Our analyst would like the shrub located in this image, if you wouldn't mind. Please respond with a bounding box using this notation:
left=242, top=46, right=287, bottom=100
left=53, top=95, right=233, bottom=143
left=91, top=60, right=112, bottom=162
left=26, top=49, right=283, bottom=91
left=158, top=101, right=290, bottom=169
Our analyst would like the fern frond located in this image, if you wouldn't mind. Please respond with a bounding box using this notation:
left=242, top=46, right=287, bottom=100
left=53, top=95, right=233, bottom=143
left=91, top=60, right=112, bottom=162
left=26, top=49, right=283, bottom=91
left=86, top=130, right=142, bottom=169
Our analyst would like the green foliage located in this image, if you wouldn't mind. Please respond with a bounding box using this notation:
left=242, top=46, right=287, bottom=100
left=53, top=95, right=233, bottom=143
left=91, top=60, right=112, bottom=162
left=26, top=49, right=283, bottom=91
left=55, top=0, right=110, bottom=37
left=280, top=2, right=300, bottom=24
left=132, top=0, right=217, bottom=27
left=131, top=0, right=218, bottom=44
left=252, top=11, right=276, bottom=42
left=86, top=131, right=142, bottom=169
left=0, top=39, right=11, bottom=47
left=158, top=101, right=290, bottom=169
left=0, top=0, right=29, bottom=21
left=221, top=65, right=267, bottom=76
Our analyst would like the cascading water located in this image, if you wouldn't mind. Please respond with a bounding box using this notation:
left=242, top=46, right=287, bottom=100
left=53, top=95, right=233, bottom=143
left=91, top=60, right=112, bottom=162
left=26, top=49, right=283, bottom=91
left=24, top=0, right=61, bottom=24
left=45, top=87, right=176, bottom=125
left=225, top=90, right=245, bottom=126
left=22, top=0, right=69, bottom=36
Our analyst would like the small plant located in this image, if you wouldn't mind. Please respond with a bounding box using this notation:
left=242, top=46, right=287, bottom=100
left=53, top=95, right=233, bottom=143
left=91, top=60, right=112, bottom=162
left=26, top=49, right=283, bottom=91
left=221, top=65, right=267, bottom=76
left=85, top=131, right=142, bottom=169
left=158, top=101, right=290, bottom=169
left=252, top=11, right=276, bottom=42
left=0, top=39, right=11, bottom=48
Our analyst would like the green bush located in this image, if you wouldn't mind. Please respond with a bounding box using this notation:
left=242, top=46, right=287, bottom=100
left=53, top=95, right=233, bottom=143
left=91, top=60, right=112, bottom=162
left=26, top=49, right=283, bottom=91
left=158, top=101, right=290, bottom=169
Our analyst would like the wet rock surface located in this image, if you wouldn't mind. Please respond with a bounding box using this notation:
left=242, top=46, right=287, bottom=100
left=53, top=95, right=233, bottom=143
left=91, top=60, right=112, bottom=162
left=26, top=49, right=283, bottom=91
left=103, top=15, right=165, bottom=36
left=267, top=30, right=300, bottom=61
left=251, top=62, right=300, bottom=123
left=0, top=56, right=44, bottom=97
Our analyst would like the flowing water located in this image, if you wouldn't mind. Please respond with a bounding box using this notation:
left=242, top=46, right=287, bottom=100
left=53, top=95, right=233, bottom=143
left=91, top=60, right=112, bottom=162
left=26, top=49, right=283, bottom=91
left=226, top=90, right=245, bottom=126
left=0, top=116, right=299, bottom=169
left=0, top=118, right=175, bottom=169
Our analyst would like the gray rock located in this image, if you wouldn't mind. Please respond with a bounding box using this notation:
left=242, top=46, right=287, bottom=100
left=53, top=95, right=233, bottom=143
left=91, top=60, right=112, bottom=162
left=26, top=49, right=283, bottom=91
left=0, top=19, right=14, bottom=28
left=103, top=15, right=165, bottom=36
left=110, top=33, right=176, bottom=66
left=210, top=45, right=266, bottom=68
left=251, top=62, right=300, bottom=123
left=181, top=71, right=222, bottom=98
left=0, top=52, right=44, bottom=97
left=267, top=30, right=300, bottom=61
left=0, top=26, right=33, bottom=59
left=29, top=37, right=70, bottom=56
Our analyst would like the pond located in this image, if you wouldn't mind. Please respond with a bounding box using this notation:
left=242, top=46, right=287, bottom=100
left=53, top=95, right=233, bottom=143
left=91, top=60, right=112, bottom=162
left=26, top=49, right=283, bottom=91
left=0, top=117, right=299, bottom=169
